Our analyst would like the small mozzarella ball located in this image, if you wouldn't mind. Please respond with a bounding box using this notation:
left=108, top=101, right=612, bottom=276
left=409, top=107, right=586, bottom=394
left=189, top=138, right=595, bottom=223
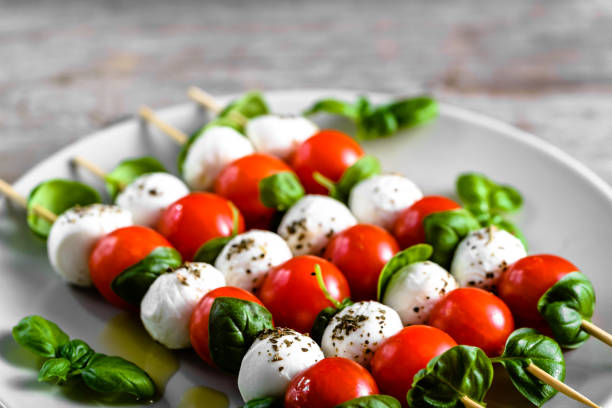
left=140, top=262, right=225, bottom=349
left=451, top=226, right=527, bottom=290
left=115, top=172, right=189, bottom=228
left=238, top=328, right=323, bottom=401
left=214, top=230, right=292, bottom=293
left=182, top=126, right=254, bottom=191
left=47, top=204, right=132, bottom=287
left=246, top=115, right=318, bottom=160
left=321, top=301, right=402, bottom=367
left=348, top=174, right=423, bottom=230
left=382, top=261, right=458, bottom=325
left=277, top=195, right=357, bottom=256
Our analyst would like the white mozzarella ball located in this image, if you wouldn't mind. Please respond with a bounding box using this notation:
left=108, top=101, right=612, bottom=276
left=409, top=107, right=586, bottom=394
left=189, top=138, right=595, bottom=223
left=140, top=262, right=225, bottom=349
left=115, top=172, right=189, bottom=228
left=214, top=230, right=292, bottom=293
left=238, top=328, right=323, bottom=401
left=382, top=261, right=458, bottom=325
left=182, top=126, right=254, bottom=191
left=246, top=115, right=318, bottom=160
left=451, top=226, right=527, bottom=290
left=348, top=174, right=423, bottom=230
left=277, top=195, right=357, bottom=256
left=47, top=204, right=133, bottom=287
left=321, top=301, right=402, bottom=367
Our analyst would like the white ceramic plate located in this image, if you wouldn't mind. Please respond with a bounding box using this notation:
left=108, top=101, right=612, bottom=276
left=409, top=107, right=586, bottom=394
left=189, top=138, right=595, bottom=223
left=1, top=90, right=611, bottom=408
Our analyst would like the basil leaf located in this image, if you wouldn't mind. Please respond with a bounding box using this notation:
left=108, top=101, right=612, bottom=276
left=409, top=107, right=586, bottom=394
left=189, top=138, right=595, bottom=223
left=489, top=185, right=523, bottom=213
left=58, top=339, right=95, bottom=370
left=377, top=244, right=433, bottom=300
left=456, top=173, right=493, bottom=214
left=38, top=357, right=71, bottom=383
left=358, top=107, right=398, bottom=140
left=259, top=172, right=305, bottom=211
left=303, top=98, right=361, bottom=119
left=493, top=328, right=565, bottom=407
left=334, top=156, right=381, bottom=203
left=81, top=353, right=155, bottom=399
left=242, top=396, right=284, bottom=408
left=111, top=246, right=182, bottom=306
left=27, top=179, right=101, bottom=239
left=209, top=297, right=274, bottom=373
left=105, top=156, right=167, bottom=199
left=334, top=395, right=401, bottom=408
left=407, top=345, right=493, bottom=408
left=423, top=209, right=481, bottom=269
left=193, top=236, right=233, bottom=264
left=537, top=272, right=595, bottom=349
left=387, top=96, right=438, bottom=129
left=12, top=315, right=69, bottom=358
left=310, top=298, right=354, bottom=345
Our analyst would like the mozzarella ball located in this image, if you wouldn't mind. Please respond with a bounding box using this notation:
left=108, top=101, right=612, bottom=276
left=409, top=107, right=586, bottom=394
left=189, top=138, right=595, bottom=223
left=182, top=126, right=254, bottom=191
left=382, top=261, right=458, bottom=325
left=47, top=204, right=132, bottom=287
left=321, top=301, right=402, bottom=367
left=348, top=174, right=423, bottom=230
left=246, top=115, right=318, bottom=160
left=238, top=328, right=323, bottom=401
left=140, top=262, right=225, bottom=349
left=115, top=172, right=189, bottom=228
left=214, top=230, right=292, bottom=293
left=277, top=195, right=357, bottom=256
left=451, top=226, right=527, bottom=290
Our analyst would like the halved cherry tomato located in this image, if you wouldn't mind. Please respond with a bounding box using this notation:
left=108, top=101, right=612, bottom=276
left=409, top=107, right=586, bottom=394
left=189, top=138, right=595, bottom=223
left=190, top=286, right=264, bottom=366
left=324, top=224, right=399, bottom=301
left=157, top=192, right=245, bottom=261
left=393, top=195, right=460, bottom=249
left=292, top=130, right=364, bottom=194
left=89, top=226, right=173, bottom=309
left=215, top=153, right=293, bottom=229
left=428, top=287, right=514, bottom=357
left=284, top=357, right=379, bottom=408
left=258, top=255, right=350, bottom=333
left=371, top=325, right=457, bottom=404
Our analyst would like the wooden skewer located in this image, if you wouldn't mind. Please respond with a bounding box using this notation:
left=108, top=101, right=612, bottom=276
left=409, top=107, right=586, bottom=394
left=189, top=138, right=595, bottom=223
left=459, top=395, right=485, bottom=408
left=139, top=105, right=188, bottom=145
left=72, top=156, right=126, bottom=191
left=526, top=363, right=600, bottom=408
left=581, top=320, right=612, bottom=348
left=0, top=179, right=57, bottom=223
left=187, top=86, right=248, bottom=127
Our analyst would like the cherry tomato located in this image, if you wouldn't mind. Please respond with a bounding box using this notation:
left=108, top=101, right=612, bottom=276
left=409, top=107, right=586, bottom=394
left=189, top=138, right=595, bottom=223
left=89, top=226, right=173, bottom=309
left=393, top=196, right=460, bottom=249
left=157, top=192, right=245, bottom=261
left=190, top=286, right=264, bottom=366
left=324, top=224, right=399, bottom=301
left=371, top=325, right=457, bottom=403
left=428, top=287, right=514, bottom=357
left=292, top=130, right=364, bottom=194
left=284, top=357, right=379, bottom=408
left=498, top=254, right=577, bottom=329
left=215, top=153, right=292, bottom=229
left=259, top=255, right=350, bottom=333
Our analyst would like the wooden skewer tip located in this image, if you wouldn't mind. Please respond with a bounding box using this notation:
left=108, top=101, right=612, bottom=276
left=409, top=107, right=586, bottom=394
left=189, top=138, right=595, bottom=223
left=527, top=363, right=600, bottom=408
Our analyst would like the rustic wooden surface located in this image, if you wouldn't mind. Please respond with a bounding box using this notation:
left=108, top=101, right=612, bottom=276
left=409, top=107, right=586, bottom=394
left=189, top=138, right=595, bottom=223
left=1, top=0, right=612, bottom=184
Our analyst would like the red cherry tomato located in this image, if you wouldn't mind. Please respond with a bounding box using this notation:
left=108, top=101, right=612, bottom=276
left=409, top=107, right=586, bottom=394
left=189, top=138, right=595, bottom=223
left=214, top=153, right=292, bottom=229
left=498, top=254, right=577, bottom=329
left=190, top=286, right=264, bottom=366
left=89, top=226, right=173, bottom=309
left=157, top=192, right=245, bottom=261
left=292, top=130, right=364, bottom=194
left=393, top=196, right=460, bottom=249
left=324, top=224, right=399, bottom=301
left=259, top=255, right=350, bottom=333
left=428, top=287, right=515, bottom=357
left=371, top=325, right=457, bottom=403
left=284, top=357, right=379, bottom=408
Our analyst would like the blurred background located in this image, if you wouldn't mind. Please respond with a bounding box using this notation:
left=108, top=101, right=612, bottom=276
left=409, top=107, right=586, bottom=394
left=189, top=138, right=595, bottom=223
left=1, top=0, right=611, bottom=183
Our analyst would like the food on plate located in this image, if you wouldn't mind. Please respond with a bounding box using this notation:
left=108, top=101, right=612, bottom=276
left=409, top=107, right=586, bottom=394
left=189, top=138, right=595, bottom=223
left=313, top=155, right=381, bottom=204
left=102, top=156, right=168, bottom=199
left=246, top=114, right=318, bottom=161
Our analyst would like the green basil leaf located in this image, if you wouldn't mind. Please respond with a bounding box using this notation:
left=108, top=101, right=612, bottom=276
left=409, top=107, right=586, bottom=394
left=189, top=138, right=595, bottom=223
left=58, top=339, right=95, bottom=370
left=456, top=173, right=493, bottom=214
left=387, top=96, right=438, bottom=129
left=358, top=108, right=398, bottom=140
left=407, top=345, right=493, bottom=408
left=259, top=171, right=305, bottom=211
left=38, top=357, right=71, bottom=383
left=12, top=315, right=69, bottom=358
left=377, top=244, right=433, bottom=300
left=242, top=396, right=284, bottom=408
left=209, top=297, right=274, bottom=374
left=303, top=98, right=361, bottom=119
left=27, top=179, right=101, bottom=239
left=81, top=353, right=155, bottom=399
left=334, top=156, right=381, bottom=203
left=493, top=328, right=565, bottom=407
left=105, top=156, right=167, bottom=199
left=489, top=185, right=523, bottom=213
left=310, top=298, right=354, bottom=345
left=537, top=272, right=595, bottom=349
left=111, top=246, right=182, bottom=306
left=334, top=395, right=401, bottom=408
left=193, top=236, right=233, bottom=264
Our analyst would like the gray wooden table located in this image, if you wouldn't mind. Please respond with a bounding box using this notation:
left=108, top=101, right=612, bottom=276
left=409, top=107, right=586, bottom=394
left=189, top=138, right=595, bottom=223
left=1, top=0, right=611, bottom=184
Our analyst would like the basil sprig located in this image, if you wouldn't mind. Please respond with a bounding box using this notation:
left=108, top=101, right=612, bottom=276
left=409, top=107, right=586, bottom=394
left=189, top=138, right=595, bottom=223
left=423, top=209, right=480, bottom=269
left=334, top=395, right=401, bottom=408
left=314, top=156, right=381, bottom=204
left=81, top=353, right=155, bottom=398
left=111, top=246, right=182, bottom=306
left=537, top=272, right=595, bottom=349
left=377, top=244, right=433, bottom=300
left=12, top=315, right=69, bottom=358
left=259, top=171, right=305, bottom=211
left=407, top=345, right=493, bottom=408
left=105, top=156, right=167, bottom=199
left=193, top=202, right=240, bottom=263
left=27, top=179, right=101, bottom=239
left=242, top=397, right=283, bottom=408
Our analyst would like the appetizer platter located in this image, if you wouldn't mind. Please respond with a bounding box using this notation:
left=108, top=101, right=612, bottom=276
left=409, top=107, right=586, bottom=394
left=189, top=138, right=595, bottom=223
left=0, top=89, right=611, bottom=408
